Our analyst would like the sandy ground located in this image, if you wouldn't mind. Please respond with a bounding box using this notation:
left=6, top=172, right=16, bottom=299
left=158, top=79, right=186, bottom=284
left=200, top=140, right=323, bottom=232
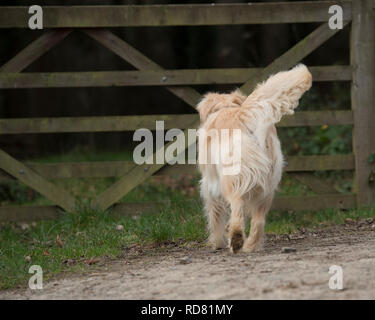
left=1, top=219, right=375, bottom=300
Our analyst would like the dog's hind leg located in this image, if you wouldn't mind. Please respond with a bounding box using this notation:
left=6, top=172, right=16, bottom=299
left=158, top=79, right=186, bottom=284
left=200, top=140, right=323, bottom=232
left=204, top=196, right=228, bottom=249
left=220, top=175, right=246, bottom=253
left=242, top=195, right=273, bottom=252
left=225, top=196, right=245, bottom=254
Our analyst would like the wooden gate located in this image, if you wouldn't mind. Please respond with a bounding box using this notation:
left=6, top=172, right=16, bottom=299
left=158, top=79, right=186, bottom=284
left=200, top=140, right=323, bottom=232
left=0, top=1, right=374, bottom=221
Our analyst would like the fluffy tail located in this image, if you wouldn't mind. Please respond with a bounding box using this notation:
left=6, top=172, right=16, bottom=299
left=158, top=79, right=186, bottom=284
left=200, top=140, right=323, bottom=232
left=242, top=64, right=312, bottom=123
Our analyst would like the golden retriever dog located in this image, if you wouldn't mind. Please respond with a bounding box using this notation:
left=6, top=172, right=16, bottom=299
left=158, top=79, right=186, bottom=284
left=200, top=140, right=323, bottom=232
left=197, top=64, right=312, bottom=253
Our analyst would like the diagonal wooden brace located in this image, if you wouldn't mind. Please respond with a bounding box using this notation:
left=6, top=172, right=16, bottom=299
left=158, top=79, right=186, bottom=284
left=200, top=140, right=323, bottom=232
left=83, top=29, right=201, bottom=108
left=0, top=149, right=76, bottom=212
left=240, top=21, right=350, bottom=94
left=0, top=29, right=72, bottom=72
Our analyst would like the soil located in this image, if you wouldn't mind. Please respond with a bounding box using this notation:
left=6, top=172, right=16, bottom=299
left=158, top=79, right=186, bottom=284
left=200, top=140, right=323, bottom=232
left=1, top=218, right=375, bottom=300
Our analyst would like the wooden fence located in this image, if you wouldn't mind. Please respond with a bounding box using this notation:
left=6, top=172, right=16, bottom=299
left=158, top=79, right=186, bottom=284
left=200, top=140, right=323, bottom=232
left=0, top=0, right=374, bottom=221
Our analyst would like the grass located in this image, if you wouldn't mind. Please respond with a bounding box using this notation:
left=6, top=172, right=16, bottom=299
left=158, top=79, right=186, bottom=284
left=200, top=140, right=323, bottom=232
left=265, top=206, right=375, bottom=234
left=0, top=196, right=206, bottom=290
left=0, top=149, right=374, bottom=290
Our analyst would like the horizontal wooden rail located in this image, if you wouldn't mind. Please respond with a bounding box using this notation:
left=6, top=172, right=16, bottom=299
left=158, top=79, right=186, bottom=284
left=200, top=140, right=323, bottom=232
left=0, top=154, right=355, bottom=181
left=0, top=114, right=198, bottom=134
left=272, top=194, right=356, bottom=211
left=0, top=66, right=351, bottom=89
left=0, top=202, right=164, bottom=222
left=0, top=111, right=353, bottom=134
left=284, top=154, right=354, bottom=171
left=156, top=154, right=355, bottom=175
left=0, top=205, right=63, bottom=222
left=0, top=2, right=352, bottom=28
left=278, top=110, right=353, bottom=127
left=0, top=194, right=356, bottom=221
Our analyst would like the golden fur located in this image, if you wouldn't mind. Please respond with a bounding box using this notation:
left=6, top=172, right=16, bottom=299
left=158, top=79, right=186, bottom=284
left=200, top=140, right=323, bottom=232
left=197, top=64, right=312, bottom=253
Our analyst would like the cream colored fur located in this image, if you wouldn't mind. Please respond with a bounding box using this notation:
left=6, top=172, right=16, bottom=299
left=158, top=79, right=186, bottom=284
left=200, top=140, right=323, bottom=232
left=197, top=64, right=312, bottom=253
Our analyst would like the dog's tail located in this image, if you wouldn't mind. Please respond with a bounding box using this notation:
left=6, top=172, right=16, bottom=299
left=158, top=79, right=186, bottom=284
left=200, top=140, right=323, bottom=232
left=242, top=64, right=312, bottom=124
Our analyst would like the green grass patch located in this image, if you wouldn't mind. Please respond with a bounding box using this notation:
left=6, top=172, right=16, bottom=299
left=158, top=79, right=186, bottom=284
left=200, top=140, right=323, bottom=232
left=266, top=206, right=375, bottom=234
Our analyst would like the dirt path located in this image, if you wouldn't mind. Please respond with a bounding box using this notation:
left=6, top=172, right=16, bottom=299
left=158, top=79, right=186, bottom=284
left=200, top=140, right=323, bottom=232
left=2, top=220, right=375, bottom=300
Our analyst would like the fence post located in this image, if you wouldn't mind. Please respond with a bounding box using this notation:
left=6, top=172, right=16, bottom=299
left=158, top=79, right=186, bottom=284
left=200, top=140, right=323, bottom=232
left=351, top=0, right=375, bottom=207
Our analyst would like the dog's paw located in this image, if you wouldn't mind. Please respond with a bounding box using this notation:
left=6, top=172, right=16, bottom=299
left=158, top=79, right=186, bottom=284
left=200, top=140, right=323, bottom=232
left=242, top=240, right=263, bottom=253
left=242, top=244, right=260, bottom=253
left=229, top=231, right=244, bottom=254
left=207, top=237, right=227, bottom=251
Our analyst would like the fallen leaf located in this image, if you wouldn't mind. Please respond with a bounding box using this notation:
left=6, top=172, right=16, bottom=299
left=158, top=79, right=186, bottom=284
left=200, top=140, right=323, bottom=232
left=84, top=258, right=100, bottom=265
left=345, top=218, right=354, bottom=224
left=56, top=234, right=64, bottom=248
left=43, top=250, right=50, bottom=256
